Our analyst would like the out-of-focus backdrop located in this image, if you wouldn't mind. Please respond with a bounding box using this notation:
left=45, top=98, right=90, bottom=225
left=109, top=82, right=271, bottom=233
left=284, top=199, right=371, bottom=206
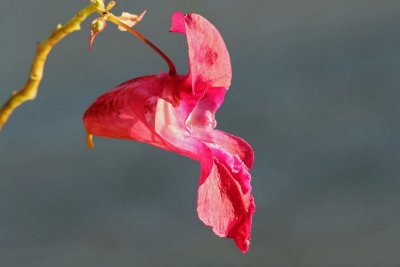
left=0, top=0, right=399, bottom=266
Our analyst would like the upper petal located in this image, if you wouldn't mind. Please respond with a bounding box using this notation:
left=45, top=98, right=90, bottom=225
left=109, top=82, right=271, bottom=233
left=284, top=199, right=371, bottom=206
left=170, top=12, right=232, bottom=95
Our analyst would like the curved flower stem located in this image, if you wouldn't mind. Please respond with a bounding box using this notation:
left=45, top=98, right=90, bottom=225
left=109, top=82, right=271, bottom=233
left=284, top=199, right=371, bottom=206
left=106, top=14, right=177, bottom=76
left=0, top=4, right=100, bottom=130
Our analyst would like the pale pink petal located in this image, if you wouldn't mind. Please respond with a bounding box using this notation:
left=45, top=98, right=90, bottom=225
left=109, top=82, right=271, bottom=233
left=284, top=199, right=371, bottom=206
left=196, top=129, right=254, bottom=170
left=185, top=87, right=254, bottom=169
left=186, top=87, right=226, bottom=129
left=154, top=98, right=217, bottom=180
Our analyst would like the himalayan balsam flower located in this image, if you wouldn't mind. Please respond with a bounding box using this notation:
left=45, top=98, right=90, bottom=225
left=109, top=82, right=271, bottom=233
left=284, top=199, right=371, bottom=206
left=83, top=12, right=255, bottom=253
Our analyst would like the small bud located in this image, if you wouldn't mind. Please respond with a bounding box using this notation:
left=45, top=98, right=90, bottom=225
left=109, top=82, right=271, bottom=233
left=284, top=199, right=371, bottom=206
left=117, top=10, right=147, bottom=31
left=90, top=0, right=105, bottom=10
left=89, top=18, right=107, bottom=50
left=106, top=1, right=116, bottom=11
left=86, top=131, right=94, bottom=149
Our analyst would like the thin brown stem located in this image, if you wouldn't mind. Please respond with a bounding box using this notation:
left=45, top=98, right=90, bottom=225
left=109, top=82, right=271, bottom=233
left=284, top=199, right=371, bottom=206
left=107, top=14, right=177, bottom=76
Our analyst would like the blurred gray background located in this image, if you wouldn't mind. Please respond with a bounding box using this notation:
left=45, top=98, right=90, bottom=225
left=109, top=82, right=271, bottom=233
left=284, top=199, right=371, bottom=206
left=0, top=0, right=399, bottom=266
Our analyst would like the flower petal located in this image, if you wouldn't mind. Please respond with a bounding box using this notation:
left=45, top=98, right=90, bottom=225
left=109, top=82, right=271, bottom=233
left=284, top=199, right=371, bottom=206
left=170, top=12, right=186, bottom=34
left=170, top=12, right=232, bottom=95
left=186, top=86, right=226, bottom=129
left=197, top=144, right=255, bottom=253
left=83, top=73, right=213, bottom=172
left=197, top=130, right=255, bottom=170
left=83, top=74, right=178, bottom=149
left=185, top=87, right=254, bottom=169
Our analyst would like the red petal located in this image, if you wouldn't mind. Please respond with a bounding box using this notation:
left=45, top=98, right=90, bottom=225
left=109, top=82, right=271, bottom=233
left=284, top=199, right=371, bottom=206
left=83, top=74, right=177, bottom=149
left=197, top=145, right=255, bottom=253
left=170, top=12, right=232, bottom=94
left=185, top=87, right=254, bottom=169
left=198, top=130, right=254, bottom=170
left=83, top=73, right=211, bottom=168
left=170, top=12, right=186, bottom=34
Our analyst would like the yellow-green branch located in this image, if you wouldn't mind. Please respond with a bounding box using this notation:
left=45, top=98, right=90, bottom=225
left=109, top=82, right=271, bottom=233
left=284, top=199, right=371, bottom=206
left=0, top=0, right=177, bottom=131
left=0, top=4, right=100, bottom=129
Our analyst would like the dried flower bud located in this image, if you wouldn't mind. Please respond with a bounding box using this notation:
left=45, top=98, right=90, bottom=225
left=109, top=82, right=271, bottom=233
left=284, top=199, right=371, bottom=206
left=117, top=10, right=146, bottom=31
left=89, top=18, right=107, bottom=49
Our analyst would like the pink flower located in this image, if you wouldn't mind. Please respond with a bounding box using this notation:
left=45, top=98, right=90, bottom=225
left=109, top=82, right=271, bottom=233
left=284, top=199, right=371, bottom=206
left=83, top=12, right=255, bottom=253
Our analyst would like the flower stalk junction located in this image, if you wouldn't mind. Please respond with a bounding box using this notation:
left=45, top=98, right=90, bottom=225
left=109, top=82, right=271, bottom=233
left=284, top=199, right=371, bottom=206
left=0, top=0, right=175, bottom=130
